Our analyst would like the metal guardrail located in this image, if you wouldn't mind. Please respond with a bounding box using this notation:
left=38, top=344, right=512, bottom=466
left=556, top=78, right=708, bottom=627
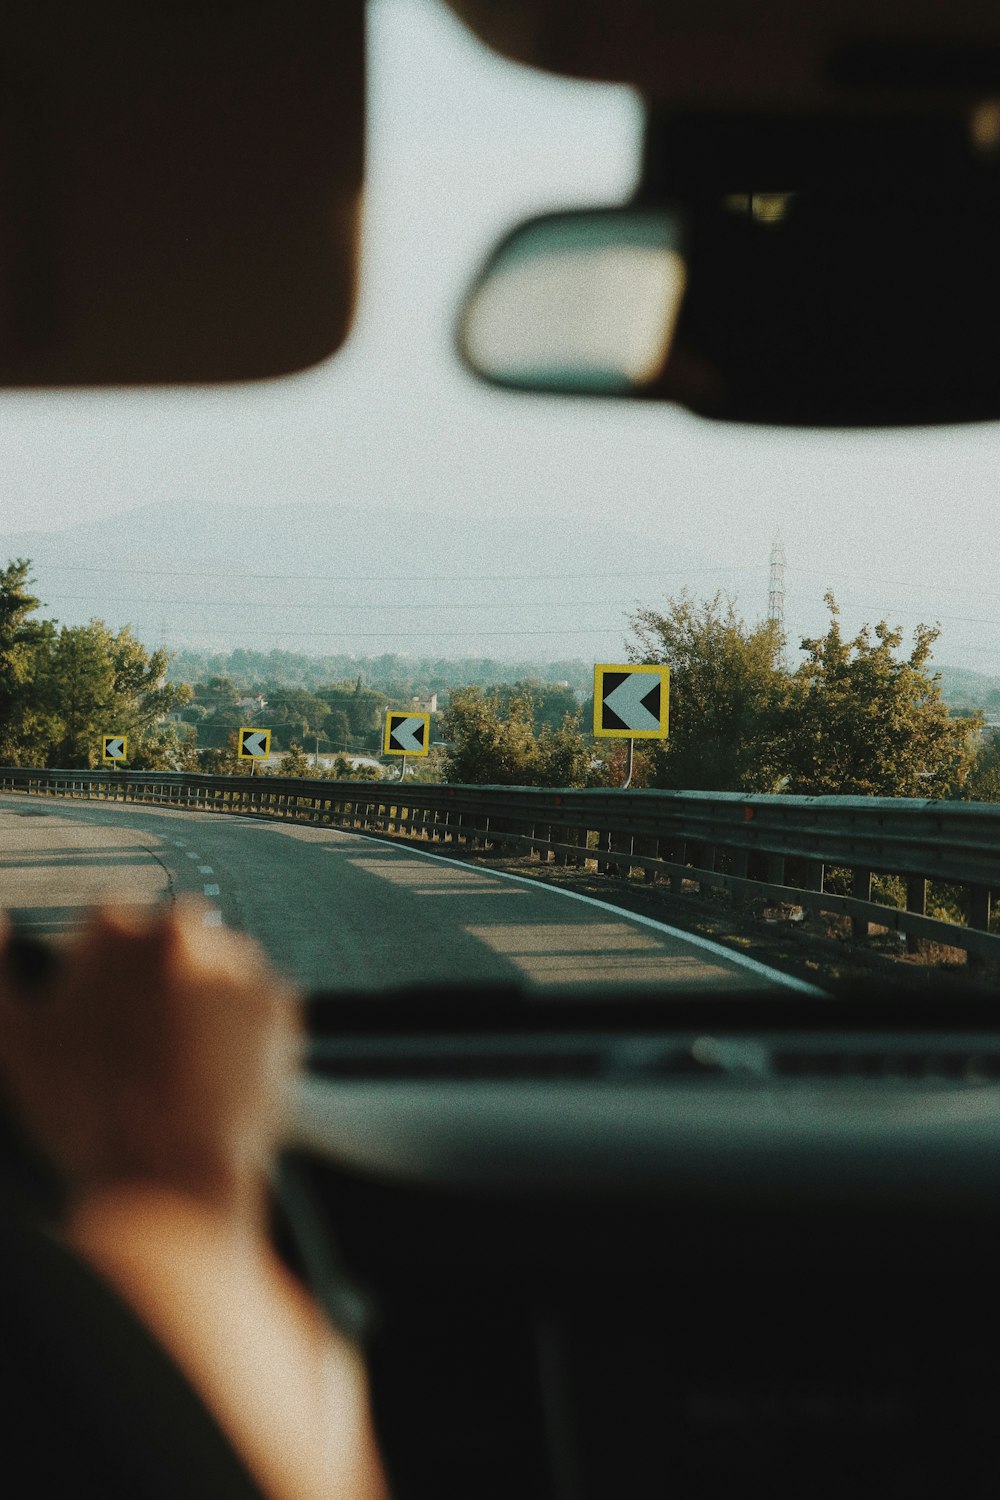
left=2, top=766, right=999, bottom=967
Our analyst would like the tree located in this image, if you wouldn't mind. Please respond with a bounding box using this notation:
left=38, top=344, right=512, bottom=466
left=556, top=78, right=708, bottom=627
left=0, top=560, right=59, bottom=765
left=494, top=679, right=580, bottom=735
left=195, top=676, right=242, bottom=715
left=317, top=681, right=383, bottom=745
left=784, top=593, right=979, bottom=797
left=263, top=687, right=329, bottom=746
left=441, top=688, right=591, bottom=788
left=0, top=561, right=199, bottom=769
left=534, top=715, right=592, bottom=788
left=966, top=728, right=1000, bottom=802
left=326, top=709, right=351, bottom=749
left=38, top=622, right=189, bottom=769
left=277, top=742, right=315, bottom=778
left=128, top=722, right=200, bottom=772
left=321, top=756, right=380, bottom=782
left=441, top=687, right=540, bottom=784
left=628, top=592, right=791, bottom=792
left=198, top=732, right=243, bottom=775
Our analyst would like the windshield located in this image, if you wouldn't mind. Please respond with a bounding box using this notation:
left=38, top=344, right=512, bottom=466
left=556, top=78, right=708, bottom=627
left=0, top=0, right=996, bottom=996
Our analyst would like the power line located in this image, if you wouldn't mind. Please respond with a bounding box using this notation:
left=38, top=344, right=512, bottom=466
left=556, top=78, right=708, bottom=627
left=27, top=562, right=751, bottom=585
left=36, top=595, right=640, bottom=612
left=22, top=556, right=1000, bottom=609
left=120, top=626, right=631, bottom=639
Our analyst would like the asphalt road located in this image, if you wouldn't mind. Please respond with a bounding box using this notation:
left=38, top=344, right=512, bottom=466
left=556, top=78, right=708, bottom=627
left=0, top=795, right=802, bottom=994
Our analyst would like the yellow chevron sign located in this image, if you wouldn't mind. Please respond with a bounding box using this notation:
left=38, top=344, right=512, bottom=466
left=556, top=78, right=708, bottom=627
left=238, top=727, right=271, bottom=759
left=383, top=712, right=430, bottom=756
left=593, top=664, right=669, bottom=738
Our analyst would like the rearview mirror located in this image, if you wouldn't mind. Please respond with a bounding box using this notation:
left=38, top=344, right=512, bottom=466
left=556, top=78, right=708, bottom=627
left=458, top=210, right=687, bottom=395
left=460, top=112, right=1000, bottom=427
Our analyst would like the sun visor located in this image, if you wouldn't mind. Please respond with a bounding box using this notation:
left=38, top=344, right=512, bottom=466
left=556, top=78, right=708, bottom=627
left=0, top=0, right=364, bottom=385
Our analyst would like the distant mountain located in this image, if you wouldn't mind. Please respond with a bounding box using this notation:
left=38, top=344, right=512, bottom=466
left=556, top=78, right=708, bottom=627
left=0, top=498, right=759, bottom=660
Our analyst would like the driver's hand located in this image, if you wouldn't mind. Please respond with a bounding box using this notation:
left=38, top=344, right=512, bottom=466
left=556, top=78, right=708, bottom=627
left=0, top=902, right=302, bottom=1225
left=0, top=904, right=387, bottom=1500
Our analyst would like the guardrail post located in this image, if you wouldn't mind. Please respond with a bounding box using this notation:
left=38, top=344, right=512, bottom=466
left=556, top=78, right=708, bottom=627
left=639, top=836, right=659, bottom=883
left=852, top=868, right=873, bottom=940
left=661, top=839, right=682, bottom=893
left=970, top=885, right=992, bottom=932
left=968, top=885, right=993, bottom=974
left=728, top=848, right=749, bottom=909
left=905, top=876, right=927, bottom=954
left=602, top=828, right=628, bottom=876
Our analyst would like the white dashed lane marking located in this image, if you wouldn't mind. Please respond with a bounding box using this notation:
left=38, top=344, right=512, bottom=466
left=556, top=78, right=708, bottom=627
left=186, top=852, right=200, bottom=860
left=203, top=910, right=223, bottom=927
left=203, top=884, right=220, bottom=896
left=198, top=866, right=214, bottom=875
left=173, top=839, right=187, bottom=847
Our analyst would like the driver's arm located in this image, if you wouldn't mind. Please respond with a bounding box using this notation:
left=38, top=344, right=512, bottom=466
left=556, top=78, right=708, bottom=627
left=0, top=904, right=388, bottom=1500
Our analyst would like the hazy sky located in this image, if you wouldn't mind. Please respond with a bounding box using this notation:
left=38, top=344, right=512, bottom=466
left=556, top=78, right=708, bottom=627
left=2, top=0, right=1000, bottom=673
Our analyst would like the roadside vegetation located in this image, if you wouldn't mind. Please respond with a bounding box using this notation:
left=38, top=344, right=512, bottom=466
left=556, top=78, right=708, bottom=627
left=0, top=558, right=994, bottom=807
left=442, top=590, right=984, bottom=801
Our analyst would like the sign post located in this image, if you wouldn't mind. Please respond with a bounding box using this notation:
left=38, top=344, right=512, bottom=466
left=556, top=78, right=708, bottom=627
left=593, top=664, right=670, bottom=787
left=383, top=711, right=430, bottom=782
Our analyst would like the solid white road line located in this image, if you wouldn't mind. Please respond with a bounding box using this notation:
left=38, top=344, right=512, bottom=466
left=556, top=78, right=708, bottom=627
left=345, top=835, right=827, bottom=996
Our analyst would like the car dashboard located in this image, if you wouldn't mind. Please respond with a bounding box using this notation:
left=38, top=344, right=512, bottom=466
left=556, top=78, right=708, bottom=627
left=282, top=987, right=1000, bottom=1500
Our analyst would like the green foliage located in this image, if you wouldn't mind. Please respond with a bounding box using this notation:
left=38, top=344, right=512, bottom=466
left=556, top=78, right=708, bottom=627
left=587, top=742, right=654, bottom=788
left=441, top=687, right=591, bottom=787
left=316, top=682, right=384, bottom=748
left=629, top=593, right=791, bottom=792
left=263, top=688, right=329, bottom=745
left=398, top=745, right=448, bottom=785
left=36, top=622, right=188, bottom=769
left=198, top=732, right=244, bottom=775
left=965, top=728, right=1000, bottom=802
left=326, top=709, right=351, bottom=749
left=321, top=756, right=380, bottom=782
left=533, top=715, right=593, bottom=788
left=493, top=680, right=580, bottom=736
left=625, top=590, right=980, bottom=800
left=0, top=561, right=59, bottom=765
left=783, top=594, right=978, bottom=797
left=168, top=648, right=592, bottom=698
left=127, top=723, right=200, bottom=772
left=442, top=687, right=539, bottom=784
left=276, top=742, right=316, bottom=778
left=0, top=563, right=192, bottom=770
